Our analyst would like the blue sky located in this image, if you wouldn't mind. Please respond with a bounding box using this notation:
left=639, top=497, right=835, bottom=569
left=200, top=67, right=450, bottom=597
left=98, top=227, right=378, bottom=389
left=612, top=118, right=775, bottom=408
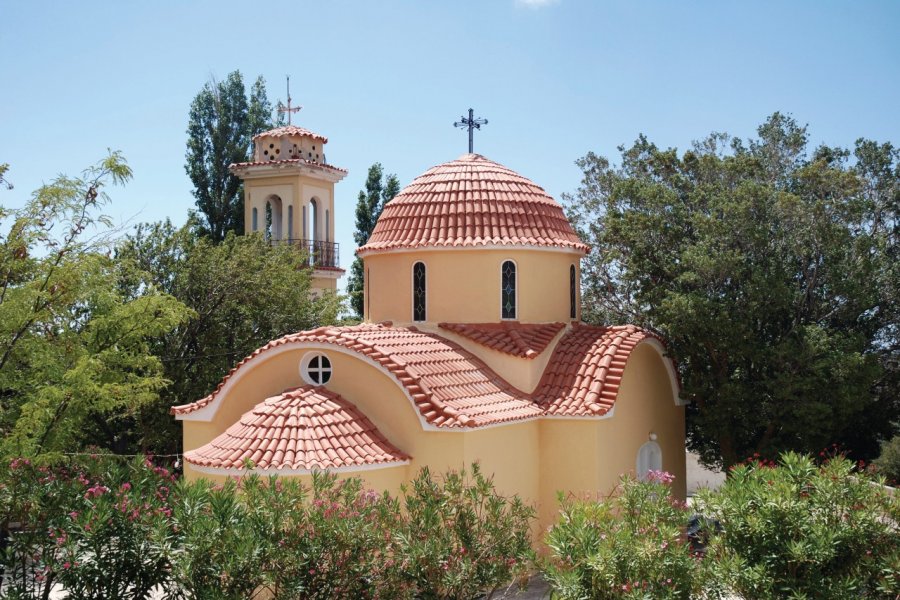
left=2, top=1, right=898, bottom=289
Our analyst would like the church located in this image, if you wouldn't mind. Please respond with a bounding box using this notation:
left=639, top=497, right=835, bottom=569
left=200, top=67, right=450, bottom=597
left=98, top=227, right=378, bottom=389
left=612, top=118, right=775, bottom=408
left=171, top=113, right=687, bottom=532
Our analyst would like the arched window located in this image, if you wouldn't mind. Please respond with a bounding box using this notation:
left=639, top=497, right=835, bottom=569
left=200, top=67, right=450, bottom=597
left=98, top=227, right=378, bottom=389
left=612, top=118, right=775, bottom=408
left=287, top=205, right=294, bottom=239
left=265, top=195, right=283, bottom=240
left=501, top=260, right=517, bottom=319
left=325, top=209, right=330, bottom=242
left=413, top=262, right=426, bottom=322
left=636, top=440, right=662, bottom=481
left=251, top=207, right=258, bottom=232
left=570, top=264, right=577, bottom=320
left=309, top=199, right=318, bottom=242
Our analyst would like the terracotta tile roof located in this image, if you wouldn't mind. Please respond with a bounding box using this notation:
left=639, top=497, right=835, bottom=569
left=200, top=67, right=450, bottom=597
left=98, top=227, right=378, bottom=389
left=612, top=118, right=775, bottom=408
left=172, top=324, right=543, bottom=428
left=173, top=323, right=675, bottom=429
left=533, top=324, right=662, bottom=417
left=229, top=157, right=347, bottom=174
left=438, top=322, right=565, bottom=359
left=358, top=154, right=589, bottom=255
left=183, top=386, right=408, bottom=471
left=252, top=125, right=328, bottom=143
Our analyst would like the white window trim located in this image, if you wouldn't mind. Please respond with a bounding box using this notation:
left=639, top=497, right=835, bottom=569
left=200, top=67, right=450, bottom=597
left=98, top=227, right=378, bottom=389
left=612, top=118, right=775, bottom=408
left=299, top=351, right=332, bottom=386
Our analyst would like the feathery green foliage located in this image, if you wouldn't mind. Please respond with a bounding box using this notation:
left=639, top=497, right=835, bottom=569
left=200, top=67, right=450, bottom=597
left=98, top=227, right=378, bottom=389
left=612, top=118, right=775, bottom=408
left=0, top=154, right=191, bottom=459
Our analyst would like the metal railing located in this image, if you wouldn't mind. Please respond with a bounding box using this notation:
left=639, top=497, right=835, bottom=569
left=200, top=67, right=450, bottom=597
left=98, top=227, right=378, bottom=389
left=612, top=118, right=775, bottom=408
left=271, top=238, right=340, bottom=269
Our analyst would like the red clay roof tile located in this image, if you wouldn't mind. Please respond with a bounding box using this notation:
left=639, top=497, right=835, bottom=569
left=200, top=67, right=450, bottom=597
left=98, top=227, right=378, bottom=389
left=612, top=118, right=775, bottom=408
left=533, top=324, right=663, bottom=417
left=252, top=125, right=328, bottom=143
left=438, top=322, right=565, bottom=359
left=358, top=154, right=589, bottom=255
left=173, top=323, right=674, bottom=429
left=184, top=386, right=407, bottom=471
left=229, top=157, right=347, bottom=173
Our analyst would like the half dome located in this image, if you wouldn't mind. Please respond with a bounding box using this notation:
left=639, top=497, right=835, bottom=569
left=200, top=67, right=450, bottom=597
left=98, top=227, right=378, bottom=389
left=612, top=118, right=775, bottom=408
left=358, top=154, right=588, bottom=255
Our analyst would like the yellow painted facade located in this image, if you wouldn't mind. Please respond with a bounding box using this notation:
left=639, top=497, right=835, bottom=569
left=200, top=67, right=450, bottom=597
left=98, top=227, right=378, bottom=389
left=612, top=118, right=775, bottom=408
left=181, top=338, right=685, bottom=535
left=185, top=144, right=687, bottom=544
left=363, top=248, right=582, bottom=326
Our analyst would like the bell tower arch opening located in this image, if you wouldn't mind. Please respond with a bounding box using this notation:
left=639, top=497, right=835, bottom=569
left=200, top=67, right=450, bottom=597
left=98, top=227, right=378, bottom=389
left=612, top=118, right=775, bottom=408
left=265, top=195, right=283, bottom=241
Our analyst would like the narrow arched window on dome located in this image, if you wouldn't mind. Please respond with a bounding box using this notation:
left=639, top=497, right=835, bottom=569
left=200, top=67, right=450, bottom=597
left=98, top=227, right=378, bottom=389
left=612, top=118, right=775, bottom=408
left=570, top=264, right=577, bottom=320
left=501, top=260, right=517, bottom=320
left=413, top=262, right=426, bottom=322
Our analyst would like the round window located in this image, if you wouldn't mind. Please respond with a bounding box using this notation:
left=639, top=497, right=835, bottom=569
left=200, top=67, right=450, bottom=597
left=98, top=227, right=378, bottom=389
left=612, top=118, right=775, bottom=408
left=301, top=353, right=332, bottom=385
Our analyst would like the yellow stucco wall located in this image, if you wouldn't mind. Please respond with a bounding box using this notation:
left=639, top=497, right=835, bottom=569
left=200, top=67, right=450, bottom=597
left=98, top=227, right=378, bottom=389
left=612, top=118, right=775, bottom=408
left=537, top=342, right=686, bottom=531
left=363, top=249, right=582, bottom=325
left=243, top=173, right=334, bottom=243
left=239, top=172, right=340, bottom=290
left=181, top=338, right=684, bottom=543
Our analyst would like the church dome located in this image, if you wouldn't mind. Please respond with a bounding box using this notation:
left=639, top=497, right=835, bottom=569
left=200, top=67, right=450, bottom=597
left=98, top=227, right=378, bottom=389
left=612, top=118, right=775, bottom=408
left=358, top=154, right=589, bottom=255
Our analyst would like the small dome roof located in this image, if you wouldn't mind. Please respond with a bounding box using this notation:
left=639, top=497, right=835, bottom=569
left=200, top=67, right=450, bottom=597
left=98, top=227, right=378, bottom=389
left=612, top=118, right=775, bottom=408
left=183, top=385, right=408, bottom=472
left=253, top=125, right=328, bottom=144
left=358, top=154, right=588, bottom=255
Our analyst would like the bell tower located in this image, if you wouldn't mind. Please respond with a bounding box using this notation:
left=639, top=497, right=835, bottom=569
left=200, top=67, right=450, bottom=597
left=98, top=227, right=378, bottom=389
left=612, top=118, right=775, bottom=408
left=229, top=116, right=348, bottom=292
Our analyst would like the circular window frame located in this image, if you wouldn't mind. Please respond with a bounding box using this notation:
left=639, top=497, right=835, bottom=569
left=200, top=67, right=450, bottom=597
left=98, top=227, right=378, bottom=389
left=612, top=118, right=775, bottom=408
left=300, top=352, right=333, bottom=386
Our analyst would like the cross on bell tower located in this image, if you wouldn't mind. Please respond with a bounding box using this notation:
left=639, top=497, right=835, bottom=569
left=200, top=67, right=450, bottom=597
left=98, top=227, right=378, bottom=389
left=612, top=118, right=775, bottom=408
left=454, top=108, right=488, bottom=154
left=277, top=76, right=302, bottom=125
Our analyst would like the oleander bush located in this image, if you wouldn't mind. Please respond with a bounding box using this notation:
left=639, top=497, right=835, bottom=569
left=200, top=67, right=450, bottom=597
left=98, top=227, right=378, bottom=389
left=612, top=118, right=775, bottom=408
left=543, top=470, right=718, bottom=600
left=695, top=452, right=899, bottom=599
left=1, top=457, right=535, bottom=599
left=0, top=456, right=177, bottom=600
left=396, top=463, right=535, bottom=599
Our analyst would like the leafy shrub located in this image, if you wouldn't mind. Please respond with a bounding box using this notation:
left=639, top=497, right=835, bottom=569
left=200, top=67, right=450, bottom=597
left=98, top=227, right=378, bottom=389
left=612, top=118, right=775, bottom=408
left=1, top=458, right=74, bottom=599
left=2, top=458, right=535, bottom=599
left=543, top=470, right=711, bottom=600
left=695, top=452, right=899, bottom=599
left=396, top=463, right=535, bottom=600
left=0, top=456, right=176, bottom=600
left=167, top=477, right=266, bottom=599
left=873, top=435, right=900, bottom=486
left=53, top=457, right=176, bottom=599
left=242, top=472, right=410, bottom=600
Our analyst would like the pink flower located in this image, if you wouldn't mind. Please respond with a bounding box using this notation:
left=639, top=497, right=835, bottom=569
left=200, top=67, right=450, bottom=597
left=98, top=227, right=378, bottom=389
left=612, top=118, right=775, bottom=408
left=63, top=562, right=71, bottom=570
left=646, top=470, right=676, bottom=485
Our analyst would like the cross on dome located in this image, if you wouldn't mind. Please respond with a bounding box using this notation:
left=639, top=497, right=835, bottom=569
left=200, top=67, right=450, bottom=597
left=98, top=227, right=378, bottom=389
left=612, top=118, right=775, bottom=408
left=454, top=108, right=488, bottom=153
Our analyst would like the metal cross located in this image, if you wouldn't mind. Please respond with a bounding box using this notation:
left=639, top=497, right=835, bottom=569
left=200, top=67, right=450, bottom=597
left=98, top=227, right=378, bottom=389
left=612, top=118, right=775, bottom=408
left=278, top=75, right=302, bottom=125
left=454, top=108, right=488, bottom=153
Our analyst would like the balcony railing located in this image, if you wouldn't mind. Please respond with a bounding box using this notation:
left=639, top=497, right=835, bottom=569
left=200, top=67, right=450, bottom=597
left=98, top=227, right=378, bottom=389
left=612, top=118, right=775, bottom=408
left=271, top=238, right=340, bottom=269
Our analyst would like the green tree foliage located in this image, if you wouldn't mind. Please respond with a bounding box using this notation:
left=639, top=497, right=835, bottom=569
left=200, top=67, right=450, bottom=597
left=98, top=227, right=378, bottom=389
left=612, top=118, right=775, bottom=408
left=185, top=71, right=275, bottom=241
left=346, top=163, right=400, bottom=317
left=0, top=154, right=191, bottom=459
left=116, top=221, right=340, bottom=454
left=565, top=113, right=899, bottom=469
